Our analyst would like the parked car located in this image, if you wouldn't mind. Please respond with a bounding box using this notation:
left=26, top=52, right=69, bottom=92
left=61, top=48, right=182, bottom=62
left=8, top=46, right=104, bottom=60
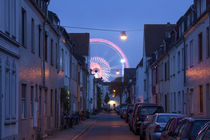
left=139, top=115, right=154, bottom=140
left=128, top=102, right=141, bottom=131
left=145, top=113, right=184, bottom=140
left=173, top=118, right=210, bottom=140
left=119, top=104, right=127, bottom=118
left=132, top=103, right=164, bottom=135
left=125, top=104, right=134, bottom=122
left=196, top=121, right=210, bottom=140
left=160, top=116, right=185, bottom=140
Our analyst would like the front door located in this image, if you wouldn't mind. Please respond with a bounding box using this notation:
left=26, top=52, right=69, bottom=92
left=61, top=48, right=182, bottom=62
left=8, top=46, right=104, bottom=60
left=0, top=62, right=2, bottom=139
left=206, top=84, right=210, bottom=117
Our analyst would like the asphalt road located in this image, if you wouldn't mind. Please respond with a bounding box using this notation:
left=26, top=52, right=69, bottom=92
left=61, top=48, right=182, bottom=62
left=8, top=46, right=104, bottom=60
left=77, top=111, right=139, bottom=140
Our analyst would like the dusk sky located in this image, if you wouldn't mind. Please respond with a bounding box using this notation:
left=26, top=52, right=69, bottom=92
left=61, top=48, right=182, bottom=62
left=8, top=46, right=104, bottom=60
left=49, top=0, right=193, bottom=68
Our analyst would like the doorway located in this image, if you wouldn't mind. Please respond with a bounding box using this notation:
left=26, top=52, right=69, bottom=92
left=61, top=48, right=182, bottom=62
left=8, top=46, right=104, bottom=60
left=206, top=84, right=210, bottom=117
left=0, top=61, right=2, bottom=139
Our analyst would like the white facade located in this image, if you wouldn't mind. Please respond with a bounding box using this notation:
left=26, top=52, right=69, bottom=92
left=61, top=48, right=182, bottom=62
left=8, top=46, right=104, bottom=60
left=87, top=74, right=94, bottom=113
left=0, top=0, right=20, bottom=139
left=184, top=11, right=210, bottom=117
left=136, top=62, right=144, bottom=103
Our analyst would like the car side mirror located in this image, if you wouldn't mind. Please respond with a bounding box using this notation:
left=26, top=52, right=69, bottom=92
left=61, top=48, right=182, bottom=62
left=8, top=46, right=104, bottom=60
left=168, top=132, right=174, bottom=136
left=180, top=138, right=189, bottom=140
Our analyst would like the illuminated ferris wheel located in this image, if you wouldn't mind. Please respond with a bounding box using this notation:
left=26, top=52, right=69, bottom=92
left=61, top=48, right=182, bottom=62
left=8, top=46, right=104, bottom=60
left=90, top=38, right=129, bottom=82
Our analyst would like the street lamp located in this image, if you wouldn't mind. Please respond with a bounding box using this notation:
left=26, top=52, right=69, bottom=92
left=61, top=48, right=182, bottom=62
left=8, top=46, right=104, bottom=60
left=116, top=70, right=120, bottom=75
left=120, top=31, right=127, bottom=40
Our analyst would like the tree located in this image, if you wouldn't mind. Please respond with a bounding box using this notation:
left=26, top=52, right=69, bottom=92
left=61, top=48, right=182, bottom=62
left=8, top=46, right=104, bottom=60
left=104, top=92, right=110, bottom=104
left=109, top=77, right=124, bottom=105
left=97, top=86, right=102, bottom=110
left=126, top=96, right=131, bottom=104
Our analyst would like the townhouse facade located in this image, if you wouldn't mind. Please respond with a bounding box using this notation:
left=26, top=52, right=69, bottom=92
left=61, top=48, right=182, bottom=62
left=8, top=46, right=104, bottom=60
left=136, top=0, right=210, bottom=117
left=184, top=0, right=210, bottom=117
left=0, top=0, right=20, bottom=139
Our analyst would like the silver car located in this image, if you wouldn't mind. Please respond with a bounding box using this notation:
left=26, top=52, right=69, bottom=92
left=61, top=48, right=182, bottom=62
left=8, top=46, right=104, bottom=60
left=145, top=113, right=184, bottom=140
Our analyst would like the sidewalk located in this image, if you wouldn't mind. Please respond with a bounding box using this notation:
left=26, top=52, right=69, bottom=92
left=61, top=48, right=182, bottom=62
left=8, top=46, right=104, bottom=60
left=45, top=115, right=98, bottom=140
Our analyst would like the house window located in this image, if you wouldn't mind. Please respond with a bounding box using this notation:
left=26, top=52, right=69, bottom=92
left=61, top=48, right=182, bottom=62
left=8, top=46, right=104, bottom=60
left=38, top=25, right=41, bottom=57
left=11, top=0, right=16, bottom=38
left=165, top=62, right=167, bottom=81
left=5, top=0, right=10, bottom=33
left=199, top=85, right=204, bottom=113
left=174, top=92, right=176, bottom=112
left=144, top=79, right=146, bottom=91
left=30, top=86, right=34, bottom=117
left=44, top=32, right=48, bottom=62
left=165, top=94, right=167, bottom=112
left=5, top=60, right=10, bottom=120
left=207, top=84, right=210, bottom=100
left=173, top=56, right=175, bottom=75
left=198, top=33, right=203, bottom=62
left=207, top=27, right=210, bottom=58
left=185, top=44, right=188, bottom=69
left=11, top=61, right=16, bottom=119
left=51, top=89, right=53, bottom=116
left=55, top=43, right=58, bottom=68
left=178, top=51, right=180, bottom=72
left=21, top=84, right=27, bottom=119
left=44, top=90, right=47, bottom=116
left=182, top=48, right=184, bottom=70
left=31, top=18, right=35, bottom=53
left=190, top=40, right=194, bottom=67
left=61, top=48, right=64, bottom=70
left=39, top=88, right=42, bottom=116
left=50, top=39, right=54, bottom=66
left=21, top=8, right=26, bottom=47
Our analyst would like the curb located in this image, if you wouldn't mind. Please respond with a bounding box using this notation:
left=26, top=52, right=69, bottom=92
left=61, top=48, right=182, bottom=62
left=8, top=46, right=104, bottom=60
left=72, top=118, right=97, bottom=140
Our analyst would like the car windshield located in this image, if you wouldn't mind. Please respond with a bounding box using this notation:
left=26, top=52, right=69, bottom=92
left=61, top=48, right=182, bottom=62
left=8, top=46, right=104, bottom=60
left=139, top=106, right=163, bottom=116
left=128, top=105, right=134, bottom=110
left=190, top=120, right=209, bottom=138
left=157, top=115, right=174, bottom=123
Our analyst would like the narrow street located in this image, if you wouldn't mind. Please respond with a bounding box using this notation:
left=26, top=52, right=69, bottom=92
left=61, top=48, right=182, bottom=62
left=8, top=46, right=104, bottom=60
left=77, top=111, right=139, bottom=140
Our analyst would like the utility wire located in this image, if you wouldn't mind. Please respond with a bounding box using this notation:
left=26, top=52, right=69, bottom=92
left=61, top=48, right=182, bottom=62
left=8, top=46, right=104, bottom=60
left=61, top=25, right=143, bottom=32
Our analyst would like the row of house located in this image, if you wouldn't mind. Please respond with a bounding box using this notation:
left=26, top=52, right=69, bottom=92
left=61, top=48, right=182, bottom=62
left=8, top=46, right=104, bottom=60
left=134, top=0, right=210, bottom=118
left=0, top=0, right=94, bottom=140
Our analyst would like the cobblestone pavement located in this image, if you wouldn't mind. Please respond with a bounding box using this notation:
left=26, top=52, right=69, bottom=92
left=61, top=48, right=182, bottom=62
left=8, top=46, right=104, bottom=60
left=45, top=115, right=98, bottom=140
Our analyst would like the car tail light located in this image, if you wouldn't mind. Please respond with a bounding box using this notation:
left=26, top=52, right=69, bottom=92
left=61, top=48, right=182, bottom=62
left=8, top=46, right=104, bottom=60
left=154, top=125, right=161, bottom=132
left=142, top=124, right=146, bottom=129
left=136, top=114, right=140, bottom=122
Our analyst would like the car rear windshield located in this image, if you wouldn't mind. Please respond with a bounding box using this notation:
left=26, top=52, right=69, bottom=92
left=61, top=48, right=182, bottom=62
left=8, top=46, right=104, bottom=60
left=157, top=115, right=174, bottom=123
left=191, top=120, right=209, bottom=138
left=128, top=105, right=134, bottom=110
left=139, top=106, right=163, bottom=116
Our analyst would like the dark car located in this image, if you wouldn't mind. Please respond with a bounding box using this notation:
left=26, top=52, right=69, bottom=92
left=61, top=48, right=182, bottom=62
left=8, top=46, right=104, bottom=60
left=167, top=117, right=210, bottom=140
left=128, top=102, right=141, bottom=131
left=139, top=115, right=153, bottom=140
left=119, top=104, right=127, bottom=118
left=125, top=104, right=134, bottom=122
left=160, top=116, right=185, bottom=140
left=196, top=121, right=210, bottom=140
left=131, top=103, right=164, bottom=135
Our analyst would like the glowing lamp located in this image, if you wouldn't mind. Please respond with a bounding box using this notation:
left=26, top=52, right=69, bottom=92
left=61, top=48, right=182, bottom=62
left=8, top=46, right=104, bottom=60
left=113, top=89, right=116, bottom=93
left=116, top=70, right=120, bottom=75
left=121, top=59, right=125, bottom=63
left=120, top=31, right=127, bottom=40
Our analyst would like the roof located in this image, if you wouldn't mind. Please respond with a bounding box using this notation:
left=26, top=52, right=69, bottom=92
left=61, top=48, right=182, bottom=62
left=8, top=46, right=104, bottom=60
left=136, top=58, right=143, bottom=68
left=124, top=68, right=136, bottom=79
left=144, top=24, right=176, bottom=57
left=124, top=68, right=136, bottom=83
left=68, top=33, right=90, bottom=56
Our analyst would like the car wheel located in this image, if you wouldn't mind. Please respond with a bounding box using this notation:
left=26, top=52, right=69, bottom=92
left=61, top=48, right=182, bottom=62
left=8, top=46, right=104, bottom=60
left=140, top=134, right=144, bottom=140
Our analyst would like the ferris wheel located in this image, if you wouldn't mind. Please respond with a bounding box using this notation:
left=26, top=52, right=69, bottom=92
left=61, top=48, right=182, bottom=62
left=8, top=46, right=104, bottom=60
left=90, top=38, right=129, bottom=82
